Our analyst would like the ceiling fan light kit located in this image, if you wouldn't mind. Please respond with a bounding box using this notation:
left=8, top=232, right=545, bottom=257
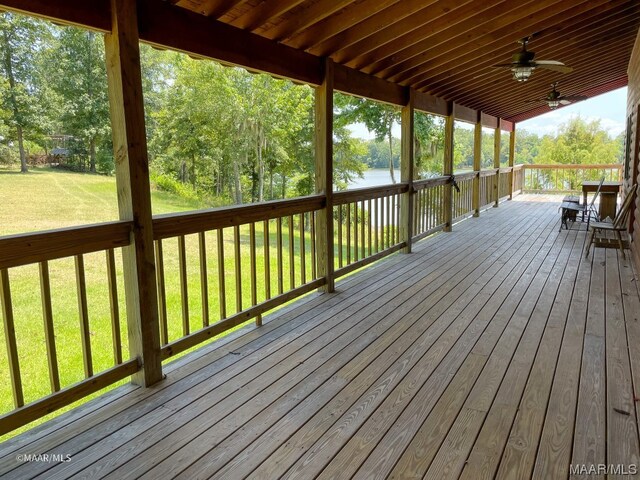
left=512, top=65, right=533, bottom=82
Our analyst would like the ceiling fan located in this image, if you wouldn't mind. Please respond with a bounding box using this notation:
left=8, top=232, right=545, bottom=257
left=493, top=37, right=573, bottom=82
left=526, top=83, right=587, bottom=110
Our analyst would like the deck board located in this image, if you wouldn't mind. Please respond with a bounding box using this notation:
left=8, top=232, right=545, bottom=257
left=1, top=195, right=640, bottom=480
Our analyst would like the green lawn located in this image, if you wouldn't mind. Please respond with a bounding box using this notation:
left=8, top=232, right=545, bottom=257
left=0, top=167, right=323, bottom=440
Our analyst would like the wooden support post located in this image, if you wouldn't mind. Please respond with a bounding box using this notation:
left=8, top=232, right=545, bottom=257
left=494, top=126, right=501, bottom=207
left=509, top=127, right=516, bottom=200
left=104, top=0, right=162, bottom=387
left=315, top=58, right=335, bottom=293
left=472, top=119, right=481, bottom=217
left=400, top=90, right=414, bottom=253
left=443, top=112, right=454, bottom=232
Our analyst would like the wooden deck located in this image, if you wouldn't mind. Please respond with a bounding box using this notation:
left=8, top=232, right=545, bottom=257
left=1, top=195, right=640, bottom=480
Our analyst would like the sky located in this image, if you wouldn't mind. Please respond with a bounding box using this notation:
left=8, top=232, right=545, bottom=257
left=348, top=86, right=628, bottom=140
left=517, top=86, right=627, bottom=138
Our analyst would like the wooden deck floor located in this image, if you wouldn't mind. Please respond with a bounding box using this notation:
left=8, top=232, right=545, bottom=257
left=2, top=195, right=640, bottom=480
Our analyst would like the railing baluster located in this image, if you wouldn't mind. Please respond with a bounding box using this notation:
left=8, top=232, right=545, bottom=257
left=250, top=223, right=260, bottom=326
left=367, top=199, right=372, bottom=257
left=277, top=217, right=283, bottom=295
left=361, top=200, right=366, bottom=258
left=154, top=240, right=169, bottom=345
left=346, top=204, right=351, bottom=265
left=354, top=202, right=359, bottom=262
left=310, top=213, right=317, bottom=280
left=374, top=197, right=379, bottom=253
left=263, top=220, right=271, bottom=300
left=338, top=204, right=343, bottom=268
left=199, top=232, right=209, bottom=328
left=105, top=250, right=122, bottom=366
left=289, top=215, right=295, bottom=290
left=234, top=225, right=242, bottom=313
left=178, top=235, right=190, bottom=336
left=386, top=195, right=391, bottom=248
left=39, top=261, right=60, bottom=392
left=74, top=254, right=93, bottom=378
left=217, top=229, right=227, bottom=319
left=299, top=213, right=306, bottom=285
left=0, top=268, right=23, bottom=407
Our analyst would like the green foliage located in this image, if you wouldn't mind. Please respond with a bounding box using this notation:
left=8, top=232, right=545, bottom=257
left=532, top=116, right=622, bottom=165
left=414, top=112, right=444, bottom=178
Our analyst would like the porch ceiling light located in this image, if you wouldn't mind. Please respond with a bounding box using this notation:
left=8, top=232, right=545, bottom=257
left=511, top=65, right=533, bottom=82
left=547, top=99, right=560, bottom=109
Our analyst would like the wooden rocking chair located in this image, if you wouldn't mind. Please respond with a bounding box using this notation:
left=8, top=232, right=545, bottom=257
left=584, top=184, right=637, bottom=258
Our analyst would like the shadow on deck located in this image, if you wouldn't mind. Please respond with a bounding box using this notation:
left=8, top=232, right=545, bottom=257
left=1, top=195, right=640, bottom=480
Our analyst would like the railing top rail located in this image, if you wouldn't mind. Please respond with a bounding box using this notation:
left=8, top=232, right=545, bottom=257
left=152, top=194, right=325, bottom=240
left=452, top=172, right=476, bottom=181
left=413, top=175, right=450, bottom=190
left=521, top=163, right=622, bottom=170
left=0, top=221, right=133, bottom=269
left=333, top=182, right=409, bottom=204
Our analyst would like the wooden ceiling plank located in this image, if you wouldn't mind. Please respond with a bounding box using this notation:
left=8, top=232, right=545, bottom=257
left=369, top=0, right=554, bottom=77
left=448, top=38, right=635, bottom=107
left=200, top=0, right=248, bottom=18
left=354, top=0, right=519, bottom=74
left=285, top=0, right=400, bottom=50
left=455, top=49, right=633, bottom=115
left=489, top=70, right=630, bottom=119
left=229, top=0, right=305, bottom=31
left=392, top=0, right=610, bottom=85
left=423, top=12, right=640, bottom=102
left=332, top=0, right=478, bottom=66
left=307, top=0, right=439, bottom=58
left=260, top=0, right=355, bottom=42
left=426, top=21, right=639, bottom=103
left=412, top=2, right=639, bottom=94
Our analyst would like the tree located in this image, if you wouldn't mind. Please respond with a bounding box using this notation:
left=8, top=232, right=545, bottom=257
left=414, top=112, right=444, bottom=178
left=335, top=93, right=400, bottom=183
left=44, top=28, right=111, bottom=173
left=0, top=13, right=48, bottom=172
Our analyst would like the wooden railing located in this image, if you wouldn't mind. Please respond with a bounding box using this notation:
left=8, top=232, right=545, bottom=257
left=499, top=168, right=511, bottom=201
left=152, top=195, right=325, bottom=360
left=521, top=164, right=622, bottom=193
left=452, top=173, right=475, bottom=222
left=479, top=170, right=495, bottom=209
left=0, top=222, right=140, bottom=435
left=333, top=184, right=408, bottom=277
left=512, top=164, right=524, bottom=195
left=413, top=176, right=449, bottom=240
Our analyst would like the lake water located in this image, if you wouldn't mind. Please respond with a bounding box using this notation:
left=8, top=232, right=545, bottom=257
left=348, top=169, right=397, bottom=189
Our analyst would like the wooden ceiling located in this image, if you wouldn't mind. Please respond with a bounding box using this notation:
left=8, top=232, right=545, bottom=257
left=172, top=0, right=640, bottom=123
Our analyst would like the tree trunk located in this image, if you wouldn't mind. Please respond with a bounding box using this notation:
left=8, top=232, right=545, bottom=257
left=180, top=159, right=187, bottom=183
left=257, top=141, right=265, bottom=202
left=2, top=28, right=27, bottom=173
left=89, top=137, right=97, bottom=173
left=16, top=125, right=27, bottom=173
left=388, top=129, right=396, bottom=184
left=233, top=155, right=242, bottom=204
left=191, top=154, right=196, bottom=188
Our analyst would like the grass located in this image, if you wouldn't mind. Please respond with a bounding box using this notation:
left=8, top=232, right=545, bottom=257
left=0, top=167, right=324, bottom=440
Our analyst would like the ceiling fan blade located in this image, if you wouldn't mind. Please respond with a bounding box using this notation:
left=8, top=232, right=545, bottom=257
left=560, top=95, right=588, bottom=102
left=535, top=63, right=573, bottom=73
left=559, top=99, right=572, bottom=105
left=491, top=63, right=516, bottom=68
left=524, top=99, right=545, bottom=103
left=534, top=60, right=565, bottom=65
